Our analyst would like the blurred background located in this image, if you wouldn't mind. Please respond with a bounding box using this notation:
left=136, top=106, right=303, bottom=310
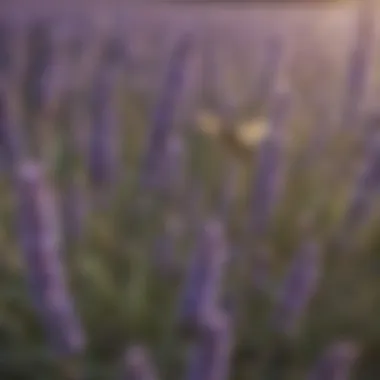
left=0, top=1, right=380, bottom=379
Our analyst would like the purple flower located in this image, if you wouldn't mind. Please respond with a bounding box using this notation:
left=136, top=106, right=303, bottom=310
left=255, top=33, right=284, bottom=108
left=341, top=0, right=375, bottom=130
left=88, top=66, right=120, bottom=190
left=0, top=87, right=25, bottom=171
left=185, top=311, right=233, bottom=380
left=141, top=34, right=193, bottom=190
left=249, top=85, right=291, bottom=238
left=39, top=21, right=74, bottom=114
left=40, top=60, right=69, bottom=115
left=200, top=32, right=222, bottom=109
left=15, top=161, right=85, bottom=356
left=177, top=218, right=228, bottom=336
left=307, top=342, right=360, bottom=380
left=23, top=18, right=53, bottom=116
left=272, top=241, right=320, bottom=337
left=339, top=131, right=380, bottom=240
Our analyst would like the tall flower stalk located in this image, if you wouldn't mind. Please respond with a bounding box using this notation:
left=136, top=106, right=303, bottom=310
left=15, top=161, right=85, bottom=359
left=140, top=34, right=193, bottom=191
left=177, top=218, right=228, bottom=337
left=249, top=83, right=291, bottom=240
left=340, top=0, right=375, bottom=131
left=272, top=241, right=321, bottom=337
left=184, top=311, right=233, bottom=380
left=88, top=65, right=121, bottom=199
left=0, top=86, right=26, bottom=172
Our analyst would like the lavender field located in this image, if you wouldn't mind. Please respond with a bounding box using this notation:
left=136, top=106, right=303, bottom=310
left=1, top=1, right=380, bottom=380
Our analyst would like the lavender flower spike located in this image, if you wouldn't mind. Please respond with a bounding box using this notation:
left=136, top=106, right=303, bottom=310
left=88, top=65, right=120, bottom=191
left=338, top=130, right=380, bottom=242
left=307, top=341, right=360, bottom=380
left=249, top=82, right=291, bottom=239
left=122, top=345, right=159, bottom=380
left=255, top=32, right=284, bottom=108
left=272, top=241, right=321, bottom=337
left=185, top=311, right=234, bottom=380
left=15, top=161, right=85, bottom=356
left=341, top=0, right=375, bottom=130
left=177, top=218, right=228, bottom=336
left=0, top=87, right=25, bottom=171
left=23, top=19, right=52, bottom=117
left=141, top=34, right=193, bottom=190
left=40, top=23, right=72, bottom=116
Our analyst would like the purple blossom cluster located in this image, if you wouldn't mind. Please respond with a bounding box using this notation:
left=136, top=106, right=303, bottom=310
left=0, top=3, right=376, bottom=380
